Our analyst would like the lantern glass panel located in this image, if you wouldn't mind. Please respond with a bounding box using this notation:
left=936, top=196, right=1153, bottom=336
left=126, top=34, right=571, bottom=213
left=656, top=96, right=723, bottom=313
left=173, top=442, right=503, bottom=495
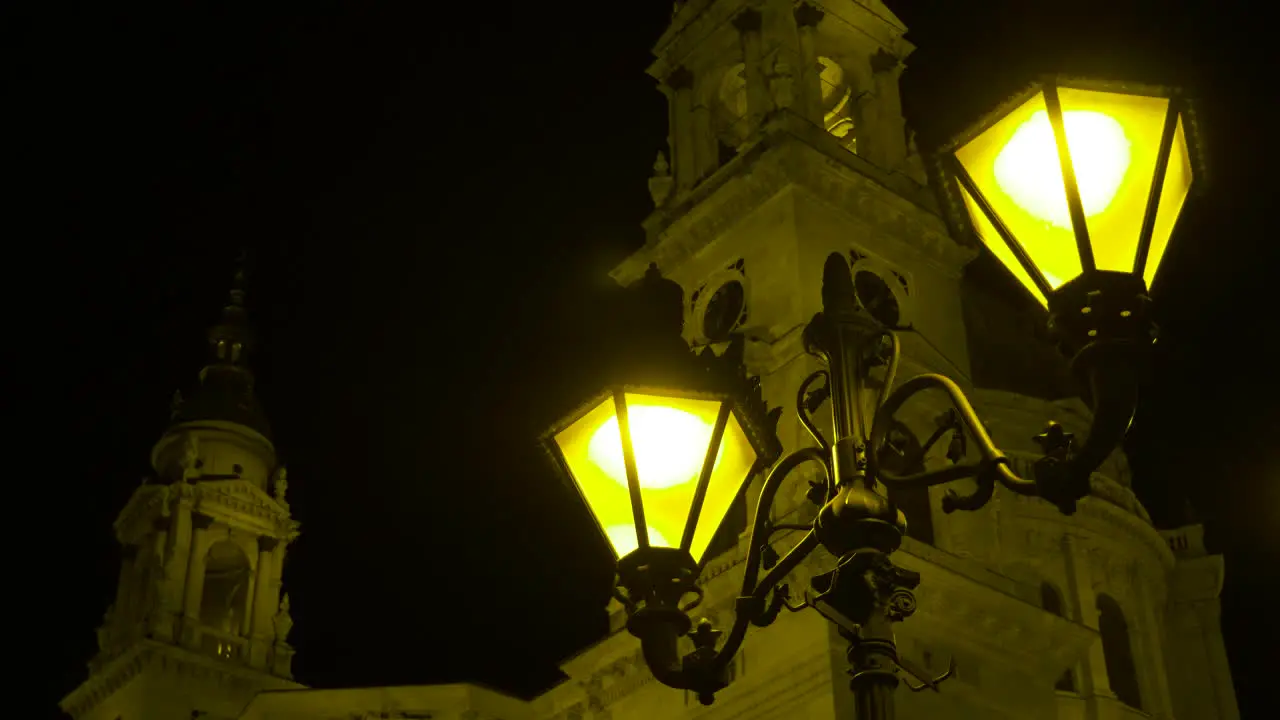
left=1056, top=87, right=1170, bottom=275
left=955, top=90, right=1083, bottom=290
left=1144, top=114, right=1193, bottom=288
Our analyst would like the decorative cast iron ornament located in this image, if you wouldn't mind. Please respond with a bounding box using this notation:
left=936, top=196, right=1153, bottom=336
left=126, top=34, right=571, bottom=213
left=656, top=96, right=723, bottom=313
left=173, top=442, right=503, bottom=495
left=544, top=76, right=1202, bottom=719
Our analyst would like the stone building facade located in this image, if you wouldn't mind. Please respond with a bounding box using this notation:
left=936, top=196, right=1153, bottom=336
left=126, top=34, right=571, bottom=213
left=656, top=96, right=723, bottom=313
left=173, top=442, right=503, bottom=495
left=61, top=1, right=1237, bottom=719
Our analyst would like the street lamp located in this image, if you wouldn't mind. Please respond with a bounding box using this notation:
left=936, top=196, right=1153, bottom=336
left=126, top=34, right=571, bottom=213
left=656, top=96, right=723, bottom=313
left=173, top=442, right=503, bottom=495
left=543, top=76, right=1202, bottom=719
left=547, top=386, right=777, bottom=564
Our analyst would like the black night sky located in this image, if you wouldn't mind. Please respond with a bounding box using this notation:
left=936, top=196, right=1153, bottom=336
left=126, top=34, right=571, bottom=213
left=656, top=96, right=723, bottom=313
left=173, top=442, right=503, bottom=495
left=19, top=1, right=1276, bottom=717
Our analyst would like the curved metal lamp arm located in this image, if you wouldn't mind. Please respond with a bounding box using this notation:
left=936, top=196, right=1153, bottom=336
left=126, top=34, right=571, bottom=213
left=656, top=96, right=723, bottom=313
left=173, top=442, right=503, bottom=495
left=866, top=336, right=1143, bottom=515
left=868, top=372, right=1026, bottom=496
left=624, top=446, right=828, bottom=703
left=604, top=255, right=1154, bottom=712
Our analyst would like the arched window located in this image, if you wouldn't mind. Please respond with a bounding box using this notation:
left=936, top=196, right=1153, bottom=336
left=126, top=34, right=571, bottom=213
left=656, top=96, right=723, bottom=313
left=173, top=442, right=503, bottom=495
left=1039, top=582, right=1077, bottom=692
left=1097, top=594, right=1142, bottom=709
left=200, top=541, right=251, bottom=657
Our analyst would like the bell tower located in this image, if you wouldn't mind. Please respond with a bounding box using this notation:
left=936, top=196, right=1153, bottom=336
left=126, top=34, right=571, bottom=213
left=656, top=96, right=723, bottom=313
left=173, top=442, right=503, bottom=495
left=61, top=265, right=303, bottom=720
left=615, top=0, right=976, bottom=529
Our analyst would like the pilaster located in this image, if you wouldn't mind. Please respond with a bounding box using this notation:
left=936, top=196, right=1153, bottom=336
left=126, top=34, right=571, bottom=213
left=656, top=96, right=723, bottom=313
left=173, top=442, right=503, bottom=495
left=113, top=544, right=137, bottom=632
left=181, top=511, right=215, bottom=648
left=1131, top=566, right=1174, bottom=718
left=1062, top=533, right=1112, bottom=699
left=249, top=536, right=279, bottom=669
left=793, top=3, right=825, bottom=126
left=732, top=8, right=769, bottom=136
left=692, top=70, right=717, bottom=180
left=668, top=67, right=697, bottom=192
left=156, top=494, right=190, bottom=641
left=1165, top=549, right=1238, bottom=720
left=1194, top=599, right=1238, bottom=720
left=862, top=49, right=907, bottom=172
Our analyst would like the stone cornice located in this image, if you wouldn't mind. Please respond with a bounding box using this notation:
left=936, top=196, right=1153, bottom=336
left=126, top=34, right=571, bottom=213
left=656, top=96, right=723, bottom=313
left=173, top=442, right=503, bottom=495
left=1008, top=490, right=1174, bottom=575
left=650, top=0, right=748, bottom=76
left=61, top=642, right=150, bottom=718
left=615, top=114, right=973, bottom=287
left=113, top=480, right=297, bottom=546
left=198, top=479, right=299, bottom=539
left=150, top=420, right=276, bottom=475
left=60, top=639, right=304, bottom=719
left=114, top=484, right=173, bottom=544
left=896, top=548, right=1099, bottom=681
left=620, top=140, right=790, bottom=285
left=811, top=0, right=910, bottom=45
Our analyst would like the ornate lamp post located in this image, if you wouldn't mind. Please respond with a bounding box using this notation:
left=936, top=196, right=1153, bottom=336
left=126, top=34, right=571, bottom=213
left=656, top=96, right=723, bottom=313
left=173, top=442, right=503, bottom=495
left=543, top=76, right=1202, bottom=719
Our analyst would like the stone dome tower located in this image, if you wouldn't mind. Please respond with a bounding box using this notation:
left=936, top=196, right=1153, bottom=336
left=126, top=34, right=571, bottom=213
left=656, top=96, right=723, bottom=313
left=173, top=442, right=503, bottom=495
left=61, top=261, right=304, bottom=720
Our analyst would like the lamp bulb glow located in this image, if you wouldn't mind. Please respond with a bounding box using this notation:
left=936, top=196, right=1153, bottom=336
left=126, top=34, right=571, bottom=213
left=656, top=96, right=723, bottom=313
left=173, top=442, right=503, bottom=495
left=995, top=110, right=1131, bottom=230
left=587, top=404, right=720, bottom=490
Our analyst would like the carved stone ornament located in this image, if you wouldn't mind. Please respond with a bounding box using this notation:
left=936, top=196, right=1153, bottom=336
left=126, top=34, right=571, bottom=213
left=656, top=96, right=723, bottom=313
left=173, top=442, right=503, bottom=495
left=273, top=593, right=293, bottom=643
left=95, top=604, right=115, bottom=651
left=649, top=151, right=674, bottom=207
left=179, top=434, right=201, bottom=483
left=272, top=465, right=289, bottom=503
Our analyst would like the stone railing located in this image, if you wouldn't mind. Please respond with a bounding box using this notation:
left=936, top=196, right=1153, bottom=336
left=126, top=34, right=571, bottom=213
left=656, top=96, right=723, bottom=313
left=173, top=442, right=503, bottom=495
left=199, top=625, right=249, bottom=661
left=1159, top=524, right=1207, bottom=559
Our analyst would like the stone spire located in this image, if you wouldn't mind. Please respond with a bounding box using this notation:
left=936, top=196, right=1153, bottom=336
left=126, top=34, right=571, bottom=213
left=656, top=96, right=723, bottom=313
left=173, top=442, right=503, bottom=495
left=206, top=257, right=253, bottom=367
left=169, top=254, right=271, bottom=438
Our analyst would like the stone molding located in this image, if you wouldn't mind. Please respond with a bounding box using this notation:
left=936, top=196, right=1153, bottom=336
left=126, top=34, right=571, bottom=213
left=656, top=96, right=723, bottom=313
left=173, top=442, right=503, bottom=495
left=1009, top=490, right=1172, bottom=577
left=60, top=638, right=303, bottom=719
left=650, top=0, right=750, bottom=76
left=200, top=479, right=299, bottom=537
left=615, top=116, right=973, bottom=288
left=114, top=480, right=298, bottom=546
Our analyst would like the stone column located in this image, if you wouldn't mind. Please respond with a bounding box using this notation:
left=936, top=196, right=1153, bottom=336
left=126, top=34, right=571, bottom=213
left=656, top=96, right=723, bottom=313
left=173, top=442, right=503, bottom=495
left=1125, top=567, right=1171, bottom=718
left=1194, top=599, right=1240, bottom=719
left=181, top=512, right=214, bottom=648
left=114, top=544, right=137, bottom=624
left=866, top=48, right=907, bottom=171
left=733, top=9, right=769, bottom=132
left=153, top=497, right=187, bottom=642
left=668, top=67, right=696, bottom=193
left=692, top=94, right=716, bottom=180
left=794, top=3, right=825, bottom=126
left=1062, top=534, right=1112, bottom=697
left=248, top=536, right=278, bottom=668
left=241, top=568, right=256, bottom=637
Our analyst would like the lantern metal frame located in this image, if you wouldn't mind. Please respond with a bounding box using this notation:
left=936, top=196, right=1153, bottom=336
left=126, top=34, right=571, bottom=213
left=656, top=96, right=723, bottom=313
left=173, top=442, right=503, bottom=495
left=540, top=383, right=780, bottom=569
left=930, top=75, right=1207, bottom=305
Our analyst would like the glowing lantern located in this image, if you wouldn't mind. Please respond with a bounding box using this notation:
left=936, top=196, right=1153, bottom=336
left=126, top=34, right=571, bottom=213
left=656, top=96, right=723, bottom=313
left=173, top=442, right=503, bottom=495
left=938, top=78, right=1201, bottom=306
left=544, top=388, right=767, bottom=564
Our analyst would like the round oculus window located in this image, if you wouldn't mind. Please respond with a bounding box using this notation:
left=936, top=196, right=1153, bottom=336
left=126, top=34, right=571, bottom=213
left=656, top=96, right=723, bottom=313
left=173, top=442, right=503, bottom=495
left=854, top=270, right=901, bottom=328
left=702, top=280, right=746, bottom=342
